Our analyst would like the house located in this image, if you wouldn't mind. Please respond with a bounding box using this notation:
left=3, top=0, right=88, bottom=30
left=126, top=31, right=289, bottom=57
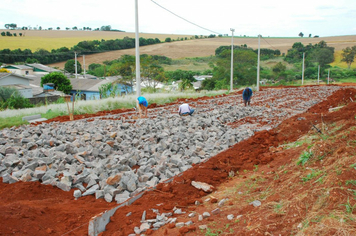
left=0, top=72, right=33, bottom=98
left=2, top=65, right=34, bottom=76
left=29, top=76, right=133, bottom=100
left=2, top=63, right=60, bottom=76
left=26, top=63, right=60, bottom=75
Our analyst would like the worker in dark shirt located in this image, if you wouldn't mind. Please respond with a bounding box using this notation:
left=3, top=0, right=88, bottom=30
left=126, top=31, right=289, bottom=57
left=242, top=87, right=253, bottom=106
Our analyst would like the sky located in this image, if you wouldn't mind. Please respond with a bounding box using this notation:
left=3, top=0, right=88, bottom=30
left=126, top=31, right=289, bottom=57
left=1, top=0, right=355, bottom=37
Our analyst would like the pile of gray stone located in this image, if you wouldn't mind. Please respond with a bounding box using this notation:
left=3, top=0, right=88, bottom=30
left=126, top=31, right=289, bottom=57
left=0, top=87, right=340, bottom=205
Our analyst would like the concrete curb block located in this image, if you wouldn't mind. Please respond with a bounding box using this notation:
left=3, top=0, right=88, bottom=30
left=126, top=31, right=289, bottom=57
left=88, top=173, right=181, bottom=236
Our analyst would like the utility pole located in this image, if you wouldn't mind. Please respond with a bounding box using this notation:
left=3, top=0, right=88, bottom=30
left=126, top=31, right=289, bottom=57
left=135, top=0, right=141, bottom=97
left=317, top=65, right=320, bottom=85
left=74, top=52, right=78, bottom=79
left=83, top=54, right=86, bottom=78
left=257, top=34, right=261, bottom=91
left=230, top=28, right=235, bottom=92
left=302, top=52, right=305, bottom=85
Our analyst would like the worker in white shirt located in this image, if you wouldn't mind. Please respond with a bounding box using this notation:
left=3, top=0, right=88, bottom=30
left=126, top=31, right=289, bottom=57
left=178, top=103, right=195, bottom=116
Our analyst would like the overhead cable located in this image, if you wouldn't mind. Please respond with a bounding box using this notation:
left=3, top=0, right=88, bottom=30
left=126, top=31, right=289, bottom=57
left=261, top=36, right=279, bottom=51
left=150, top=0, right=222, bottom=35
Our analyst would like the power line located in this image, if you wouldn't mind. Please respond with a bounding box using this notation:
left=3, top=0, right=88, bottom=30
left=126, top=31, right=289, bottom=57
left=260, top=36, right=279, bottom=51
left=150, top=0, right=221, bottom=35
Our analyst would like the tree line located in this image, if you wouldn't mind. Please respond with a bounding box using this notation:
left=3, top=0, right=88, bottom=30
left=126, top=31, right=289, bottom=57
left=0, top=37, right=161, bottom=64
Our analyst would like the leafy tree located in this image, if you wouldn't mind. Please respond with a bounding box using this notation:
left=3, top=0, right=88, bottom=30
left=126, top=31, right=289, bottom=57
left=272, top=62, right=286, bottom=74
left=298, top=32, right=304, bottom=37
left=6, top=31, right=12, bottom=36
left=64, top=59, right=82, bottom=74
left=179, top=79, right=193, bottom=91
left=57, top=27, right=60, bottom=30
left=4, top=23, right=17, bottom=29
left=99, top=83, right=118, bottom=98
left=38, top=26, right=42, bottom=30
left=88, top=63, right=101, bottom=71
left=19, top=33, right=22, bottom=36
left=0, top=32, right=5, bottom=36
left=100, top=25, right=111, bottom=31
left=41, top=72, right=72, bottom=94
left=165, top=37, right=172, bottom=42
left=141, top=55, right=166, bottom=90
left=72, top=26, right=78, bottom=30
left=341, top=46, right=356, bottom=69
left=202, top=77, right=217, bottom=90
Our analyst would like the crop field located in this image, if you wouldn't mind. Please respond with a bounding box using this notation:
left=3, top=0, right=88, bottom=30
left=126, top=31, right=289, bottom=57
left=0, top=29, right=193, bottom=51
left=1, top=30, right=355, bottom=69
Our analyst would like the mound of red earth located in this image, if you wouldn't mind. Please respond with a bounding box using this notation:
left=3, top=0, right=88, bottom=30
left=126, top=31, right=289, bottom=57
left=0, top=85, right=355, bottom=236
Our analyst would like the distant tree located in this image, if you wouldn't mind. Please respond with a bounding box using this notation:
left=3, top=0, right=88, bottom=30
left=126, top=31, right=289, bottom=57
left=39, top=26, right=42, bottom=30
left=165, top=37, right=171, bottom=42
left=309, top=34, right=312, bottom=37
left=88, top=63, right=102, bottom=71
left=6, top=31, right=12, bottom=36
left=72, top=26, right=78, bottom=30
left=298, top=32, right=304, bottom=37
left=21, top=26, right=28, bottom=30
left=41, top=72, right=72, bottom=94
left=19, top=33, right=22, bottom=36
left=100, top=25, right=111, bottom=31
left=341, top=46, right=356, bottom=69
left=179, top=79, right=193, bottom=91
left=25, top=58, right=40, bottom=63
left=64, top=59, right=82, bottom=74
left=56, top=27, right=60, bottom=30
left=4, top=23, right=17, bottom=29
left=48, top=28, right=52, bottom=30
left=13, top=33, right=17, bottom=36
left=66, top=27, right=70, bottom=30
left=272, top=62, right=286, bottom=74
left=1, top=32, right=5, bottom=36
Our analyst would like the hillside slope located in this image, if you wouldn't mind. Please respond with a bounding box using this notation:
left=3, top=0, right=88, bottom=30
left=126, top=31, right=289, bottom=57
left=46, top=35, right=356, bottom=69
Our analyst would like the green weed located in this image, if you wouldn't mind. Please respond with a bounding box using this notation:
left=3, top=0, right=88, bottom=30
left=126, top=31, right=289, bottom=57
left=340, top=197, right=356, bottom=214
left=302, top=169, right=323, bottom=182
left=297, top=150, right=313, bottom=165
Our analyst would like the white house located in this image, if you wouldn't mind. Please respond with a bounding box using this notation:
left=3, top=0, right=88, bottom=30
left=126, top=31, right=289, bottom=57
left=0, top=72, right=33, bottom=98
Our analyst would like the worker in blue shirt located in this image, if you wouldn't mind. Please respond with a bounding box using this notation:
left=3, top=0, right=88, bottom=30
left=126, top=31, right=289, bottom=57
left=242, top=87, right=253, bottom=106
left=136, top=96, right=148, bottom=118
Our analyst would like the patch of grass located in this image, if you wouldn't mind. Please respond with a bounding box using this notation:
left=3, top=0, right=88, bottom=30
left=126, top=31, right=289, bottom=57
left=346, top=180, right=356, bottom=187
left=340, top=197, right=356, bottom=214
left=297, top=150, right=314, bottom=165
left=301, top=169, right=323, bottom=182
left=204, top=228, right=223, bottom=236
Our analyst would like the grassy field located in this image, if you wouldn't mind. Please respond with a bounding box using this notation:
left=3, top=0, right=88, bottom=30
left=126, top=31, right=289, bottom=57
left=1, top=30, right=355, bottom=69
left=330, top=50, right=356, bottom=69
left=0, top=29, right=193, bottom=51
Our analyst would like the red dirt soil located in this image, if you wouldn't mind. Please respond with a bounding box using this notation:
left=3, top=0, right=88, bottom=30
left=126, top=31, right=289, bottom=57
left=1, top=85, right=355, bottom=236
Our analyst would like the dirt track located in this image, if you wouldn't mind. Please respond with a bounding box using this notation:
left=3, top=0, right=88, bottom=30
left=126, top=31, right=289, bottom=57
left=1, top=85, right=356, bottom=235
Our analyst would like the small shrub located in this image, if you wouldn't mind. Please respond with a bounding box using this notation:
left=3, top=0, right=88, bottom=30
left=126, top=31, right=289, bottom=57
left=297, top=150, right=313, bottom=165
